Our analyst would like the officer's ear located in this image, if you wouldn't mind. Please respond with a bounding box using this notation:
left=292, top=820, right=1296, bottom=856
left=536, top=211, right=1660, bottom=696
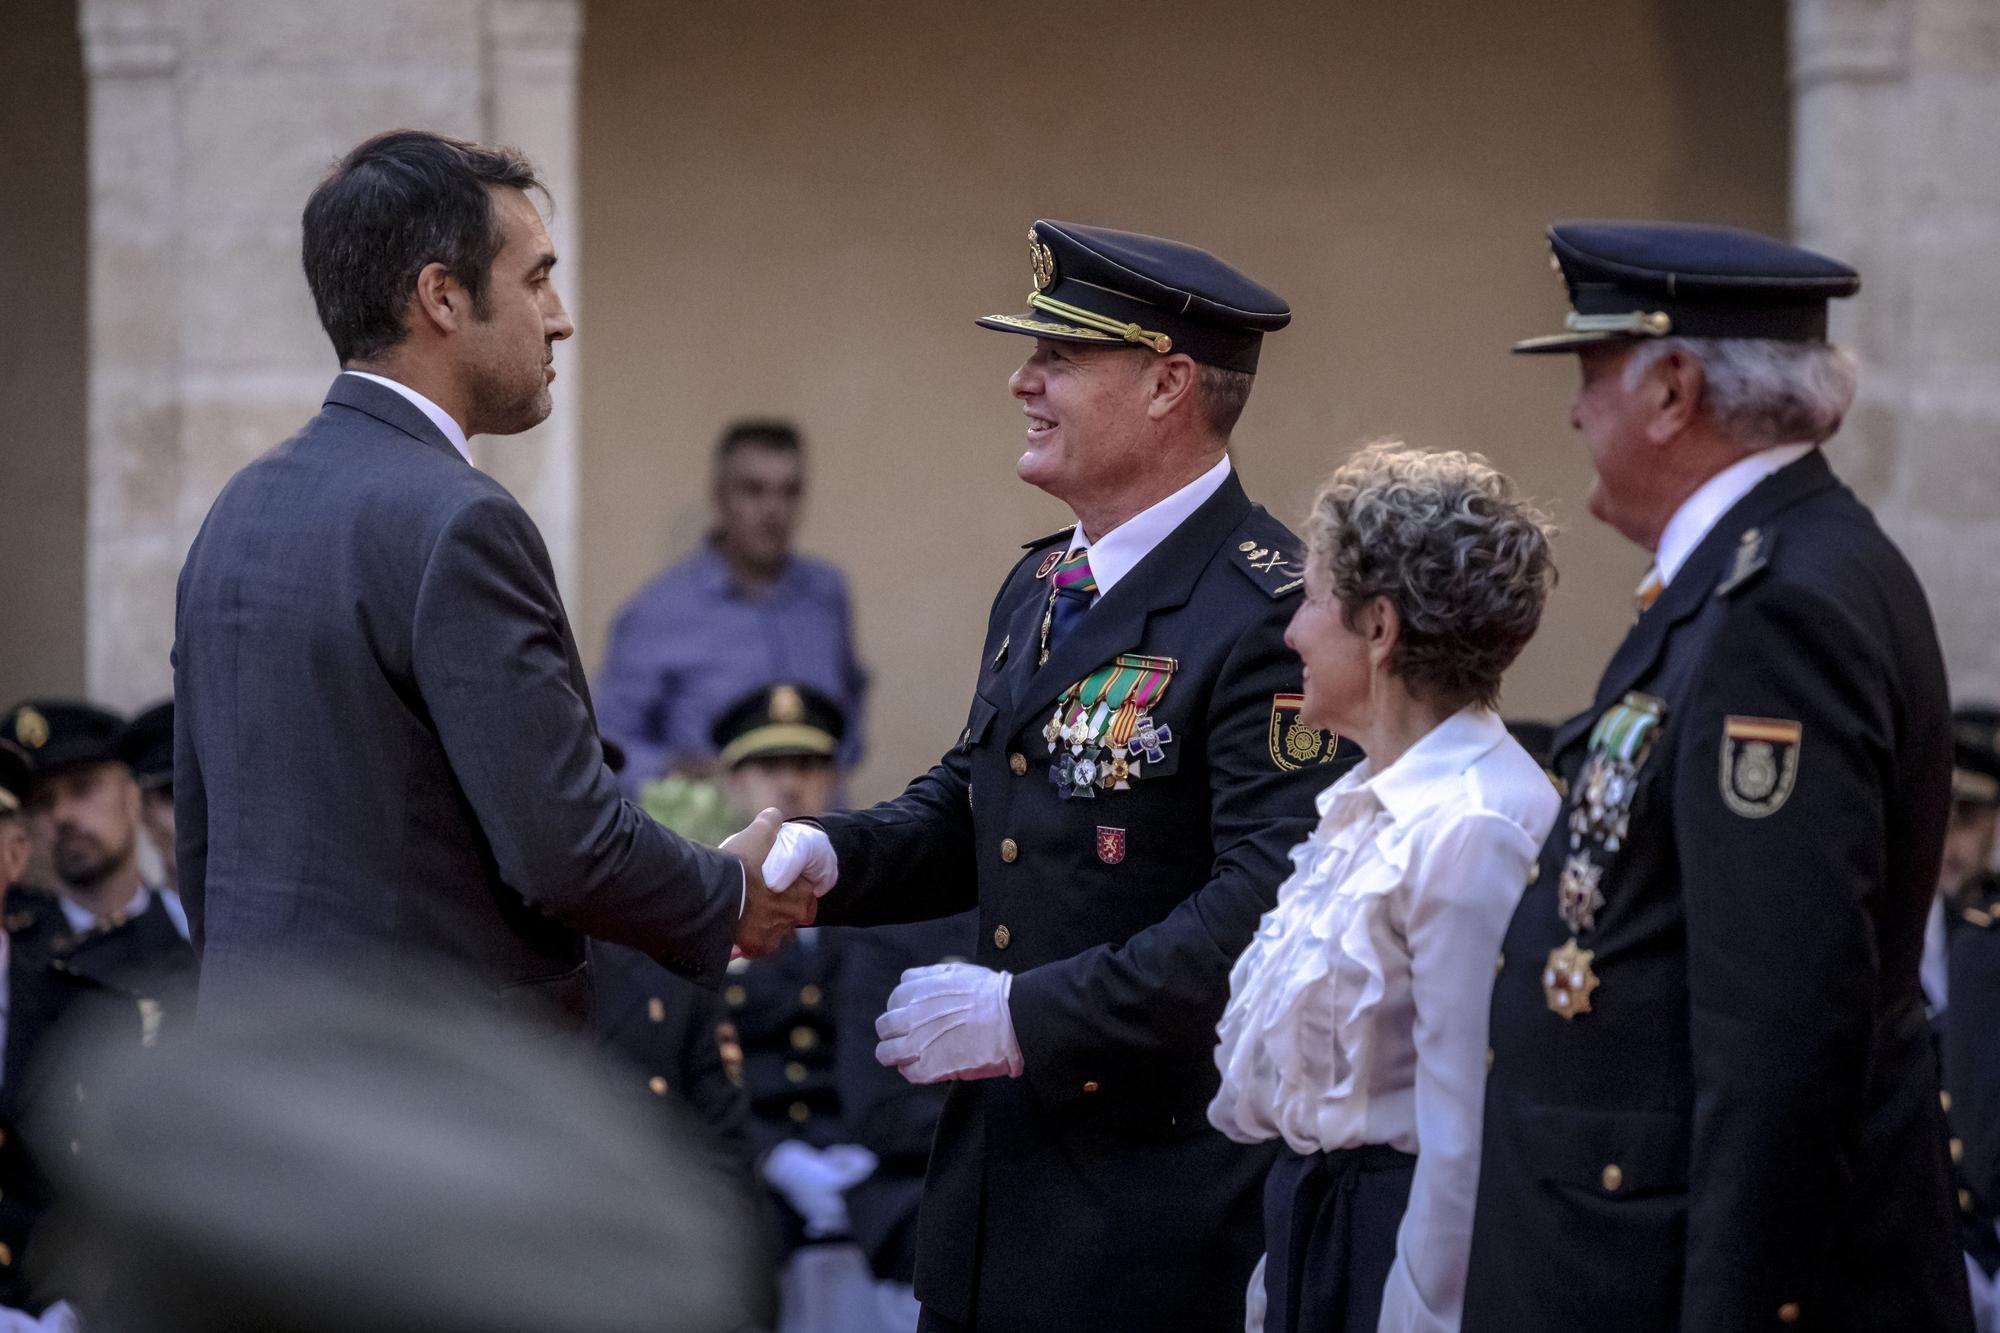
left=1143, top=353, right=1200, bottom=424
left=1643, top=349, right=1705, bottom=445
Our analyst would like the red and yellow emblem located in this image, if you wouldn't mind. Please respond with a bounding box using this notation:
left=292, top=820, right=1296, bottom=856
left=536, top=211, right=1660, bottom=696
left=1096, top=826, right=1126, bottom=865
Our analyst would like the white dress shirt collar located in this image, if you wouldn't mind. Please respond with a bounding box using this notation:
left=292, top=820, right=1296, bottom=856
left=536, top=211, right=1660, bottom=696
left=1064, top=453, right=1233, bottom=595
left=60, top=886, right=152, bottom=936
left=1653, top=443, right=1815, bottom=586
left=341, top=370, right=473, bottom=465
left=1317, top=705, right=1511, bottom=825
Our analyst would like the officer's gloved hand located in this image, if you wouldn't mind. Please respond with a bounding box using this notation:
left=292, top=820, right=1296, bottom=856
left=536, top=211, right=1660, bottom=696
left=761, top=1139, right=877, bottom=1238
left=762, top=823, right=839, bottom=899
left=875, top=963, right=1023, bottom=1084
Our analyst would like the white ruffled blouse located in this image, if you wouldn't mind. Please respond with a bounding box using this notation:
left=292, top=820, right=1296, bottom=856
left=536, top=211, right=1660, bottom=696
left=1209, top=706, right=1559, bottom=1333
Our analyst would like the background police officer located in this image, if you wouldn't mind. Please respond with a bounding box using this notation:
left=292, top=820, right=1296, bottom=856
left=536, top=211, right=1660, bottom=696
left=761, top=220, right=1347, bottom=1332
left=1465, top=222, right=1973, bottom=1331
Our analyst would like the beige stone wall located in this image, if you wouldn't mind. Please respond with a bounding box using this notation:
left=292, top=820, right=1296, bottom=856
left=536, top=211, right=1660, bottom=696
left=576, top=0, right=1791, bottom=802
left=0, top=0, right=88, bottom=705
left=68, top=0, right=583, bottom=712
left=1793, top=0, right=2000, bottom=704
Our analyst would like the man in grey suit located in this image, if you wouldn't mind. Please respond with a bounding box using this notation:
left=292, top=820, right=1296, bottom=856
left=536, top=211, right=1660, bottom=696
left=174, top=130, right=814, bottom=1029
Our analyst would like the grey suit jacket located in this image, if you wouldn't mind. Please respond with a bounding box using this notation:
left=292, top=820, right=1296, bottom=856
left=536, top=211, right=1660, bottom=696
left=173, top=373, right=739, bottom=1028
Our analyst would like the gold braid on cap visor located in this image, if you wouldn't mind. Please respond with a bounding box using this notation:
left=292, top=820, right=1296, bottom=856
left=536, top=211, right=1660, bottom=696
left=1026, top=292, right=1174, bottom=354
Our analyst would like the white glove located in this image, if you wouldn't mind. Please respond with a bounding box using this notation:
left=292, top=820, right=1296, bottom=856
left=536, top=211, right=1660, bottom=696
left=874, top=963, right=1023, bottom=1084
left=761, top=1139, right=878, bottom=1238
left=762, top=822, right=839, bottom=898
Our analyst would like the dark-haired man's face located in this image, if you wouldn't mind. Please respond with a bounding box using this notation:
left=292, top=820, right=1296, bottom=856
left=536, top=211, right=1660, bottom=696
left=460, top=187, right=573, bottom=436
left=26, top=762, right=140, bottom=895
left=715, top=444, right=803, bottom=579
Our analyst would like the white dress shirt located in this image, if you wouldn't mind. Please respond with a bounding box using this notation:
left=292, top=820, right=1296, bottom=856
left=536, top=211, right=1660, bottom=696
left=1653, top=443, right=1815, bottom=586
left=341, top=370, right=473, bottom=465
left=1209, top=706, right=1560, bottom=1333
left=1065, top=453, right=1233, bottom=593
left=59, top=886, right=154, bottom=936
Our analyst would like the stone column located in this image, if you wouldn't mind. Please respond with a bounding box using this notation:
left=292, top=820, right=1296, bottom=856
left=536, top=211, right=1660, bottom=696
left=79, top=0, right=183, bottom=708
left=1793, top=0, right=2000, bottom=697
left=77, top=0, right=584, bottom=709
left=477, top=0, right=584, bottom=598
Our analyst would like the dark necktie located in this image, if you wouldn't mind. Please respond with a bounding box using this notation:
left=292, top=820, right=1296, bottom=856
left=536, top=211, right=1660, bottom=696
left=1046, top=548, right=1098, bottom=655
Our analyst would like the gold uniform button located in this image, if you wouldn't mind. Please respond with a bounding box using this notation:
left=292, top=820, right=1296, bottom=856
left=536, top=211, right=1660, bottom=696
left=786, top=1061, right=808, bottom=1084
left=647, top=1076, right=669, bottom=1096
left=1010, top=752, right=1028, bottom=776
left=1600, top=1163, right=1623, bottom=1192
left=800, top=984, right=823, bottom=1008
left=1963, top=1188, right=1976, bottom=1214
left=790, top=1025, right=819, bottom=1053
left=1495, top=953, right=1505, bottom=974
left=0, top=1243, right=10, bottom=1267
left=1000, top=837, right=1019, bottom=863
left=647, top=997, right=666, bottom=1023
left=788, top=1101, right=811, bottom=1124
left=993, top=924, right=1012, bottom=950
left=1777, top=1302, right=1801, bottom=1325
left=1952, top=1137, right=1965, bottom=1165
left=1485, top=1048, right=1495, bottom=1071
left=725, top=985, right=747, bottom=1008
left=1082, top=1081, right=1099, bottom=1094
left=1942, top=1089, right=1954, bottom=1113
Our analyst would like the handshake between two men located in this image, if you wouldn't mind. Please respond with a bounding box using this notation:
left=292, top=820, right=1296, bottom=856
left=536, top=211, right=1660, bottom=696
left=722, top=816, right=1023, bottom=1087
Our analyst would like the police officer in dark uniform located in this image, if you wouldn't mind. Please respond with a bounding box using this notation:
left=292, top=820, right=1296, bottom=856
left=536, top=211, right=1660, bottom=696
left=1, top=701, right=197, bottom=1313
left=1465, top=223, right=1973, bottom=1331
left=1942, top=709, right=2000, bottom=1325
left=761, top=222, right=1350, bottom=1332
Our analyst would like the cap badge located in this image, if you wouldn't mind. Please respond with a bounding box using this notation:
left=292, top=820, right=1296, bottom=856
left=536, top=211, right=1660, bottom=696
left=771, top=685, right=806, bottom=725
left=12, top=707, right=47, bottom=750
left=1029, top=228, right=1056, bottom=292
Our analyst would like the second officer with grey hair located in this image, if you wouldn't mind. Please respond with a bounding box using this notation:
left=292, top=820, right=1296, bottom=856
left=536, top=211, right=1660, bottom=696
left=1466, top=222, right=1972, bottom=1332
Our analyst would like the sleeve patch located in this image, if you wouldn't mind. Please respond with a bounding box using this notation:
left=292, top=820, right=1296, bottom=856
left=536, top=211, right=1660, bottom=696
left=1718, top=715, right=1801, bottom=817
left=1269, top=694, right=1341, bottom=770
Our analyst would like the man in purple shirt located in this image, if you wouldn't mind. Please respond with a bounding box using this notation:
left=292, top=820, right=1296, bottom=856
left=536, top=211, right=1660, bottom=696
left=597, top=420, right=869, bottom=789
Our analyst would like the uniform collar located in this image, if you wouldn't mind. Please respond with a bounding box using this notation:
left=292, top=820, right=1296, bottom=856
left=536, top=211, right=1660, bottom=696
left=1318, top=705, right=1509, bottom=825
left=1066, top=454, right=1233, bottom=596
left=1654, top=443, right=1815, bottom=586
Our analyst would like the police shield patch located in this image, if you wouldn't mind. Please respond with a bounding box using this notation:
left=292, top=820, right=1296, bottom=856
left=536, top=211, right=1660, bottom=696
left=1269, top=694, right=1337, bottom=771
left=1719, top=716, right=1801, bottom=818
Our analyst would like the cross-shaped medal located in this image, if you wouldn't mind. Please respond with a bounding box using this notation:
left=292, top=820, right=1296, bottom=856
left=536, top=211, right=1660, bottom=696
left=1128, top=717, right=1173, bottom=764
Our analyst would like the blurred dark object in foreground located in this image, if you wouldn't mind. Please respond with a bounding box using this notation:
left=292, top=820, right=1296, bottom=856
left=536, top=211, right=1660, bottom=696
left=28, top=976, right=774, bottom=1333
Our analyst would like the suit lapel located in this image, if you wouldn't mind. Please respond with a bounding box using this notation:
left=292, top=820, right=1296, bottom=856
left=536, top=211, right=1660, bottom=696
left=1007, top=473, right=1253, bottom=731
left=1584, top=450, right=1841, bottom=719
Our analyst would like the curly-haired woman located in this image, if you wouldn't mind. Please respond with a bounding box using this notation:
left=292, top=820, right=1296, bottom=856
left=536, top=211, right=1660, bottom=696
left=1209, top=443, right=1560, bottom=1333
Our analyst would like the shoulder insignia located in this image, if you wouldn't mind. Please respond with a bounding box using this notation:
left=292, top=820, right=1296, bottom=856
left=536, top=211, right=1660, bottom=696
left=1269, top=694, right=1341, bottom=770
left=1230, top=534, right=1309, bottom=598
left=1719, top=715, right=1801, bottom=817
left=1965, top=907, right=1995, bottom=930
left=1715, top=527, right=1775, bottom=599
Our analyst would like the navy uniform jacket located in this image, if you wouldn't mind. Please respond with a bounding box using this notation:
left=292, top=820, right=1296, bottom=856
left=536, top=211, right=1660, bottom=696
left=589, top=939, right=752, bottom=1170
left=175, top=375, right=740, bottom=1030
left=814, top=472, right=1348, bottom=1332
left=1946, top=894, right=2000, bottom=1278
left=1466, top=452, right=1973, bottom=1332
left=0, top=889, right=195, bottom=1308
left=834, top=912, right=980, bottom=1284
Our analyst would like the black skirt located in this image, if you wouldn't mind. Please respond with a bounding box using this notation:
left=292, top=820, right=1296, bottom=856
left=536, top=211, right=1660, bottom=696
left=1261, top=1143, right=1418, bottom=1333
